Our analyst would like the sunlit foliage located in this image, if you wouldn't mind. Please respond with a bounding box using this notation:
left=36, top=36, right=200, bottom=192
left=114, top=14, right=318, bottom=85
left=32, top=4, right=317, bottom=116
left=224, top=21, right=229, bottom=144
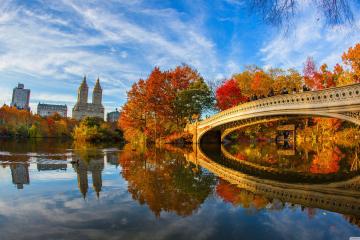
left=73, top=117, right=123, bottom=142
left=342, top=43, right=360, bottom=83
left=119, top=64, right=214, bottom=143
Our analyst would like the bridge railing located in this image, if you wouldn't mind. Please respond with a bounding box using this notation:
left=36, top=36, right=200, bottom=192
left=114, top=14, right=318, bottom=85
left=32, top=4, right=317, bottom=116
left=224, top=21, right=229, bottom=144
left=198, top=83, right=360, bottom=128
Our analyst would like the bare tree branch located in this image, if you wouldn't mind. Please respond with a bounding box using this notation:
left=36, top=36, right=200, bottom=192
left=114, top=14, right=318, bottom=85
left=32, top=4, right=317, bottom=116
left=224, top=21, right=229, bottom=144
left=249, top=0, right=355, bottom=28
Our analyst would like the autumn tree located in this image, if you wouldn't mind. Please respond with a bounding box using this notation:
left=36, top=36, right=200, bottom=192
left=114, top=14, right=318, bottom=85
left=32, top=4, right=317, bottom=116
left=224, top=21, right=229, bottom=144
left=342, top=43, right=360, bottom=83
left=215, top=78, right=248, bottom=111
left=303, top=57, right=338, bottom=89
left=233, top=66, right=258, bottom=98
left=119, top=80, right=149, bottom=142
left=270, top=68, right=302, bottom=93
left=119, top=65, right=214, bottom=143
left=251, top=70, right=274, bottom=95
left=303, top=57, right=320, bottom=89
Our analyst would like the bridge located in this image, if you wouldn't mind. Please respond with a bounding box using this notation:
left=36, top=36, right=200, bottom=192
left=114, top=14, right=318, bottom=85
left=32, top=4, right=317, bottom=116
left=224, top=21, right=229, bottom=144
left=184, top=144, right=360, bottom=217
left=185, top=83, right=360, bottom=144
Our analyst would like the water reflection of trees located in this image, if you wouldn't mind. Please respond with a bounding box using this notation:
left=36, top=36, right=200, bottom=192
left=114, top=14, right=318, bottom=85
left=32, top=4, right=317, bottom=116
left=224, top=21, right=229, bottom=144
left=216, top=179, right=269, bottom=210
left=119, top=144, right=216, bottom=217
left=225, top=117, right=360, bottom=175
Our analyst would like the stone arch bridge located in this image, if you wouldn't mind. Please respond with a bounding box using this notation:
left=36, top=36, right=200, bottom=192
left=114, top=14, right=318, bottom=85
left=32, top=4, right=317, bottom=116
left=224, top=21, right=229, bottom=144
left=185, top=83, right=360, bottom=144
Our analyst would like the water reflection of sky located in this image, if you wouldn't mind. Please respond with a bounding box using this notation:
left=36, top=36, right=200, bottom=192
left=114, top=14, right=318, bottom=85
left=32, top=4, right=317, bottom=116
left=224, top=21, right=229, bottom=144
left=0, top=144, right=360, bottom=240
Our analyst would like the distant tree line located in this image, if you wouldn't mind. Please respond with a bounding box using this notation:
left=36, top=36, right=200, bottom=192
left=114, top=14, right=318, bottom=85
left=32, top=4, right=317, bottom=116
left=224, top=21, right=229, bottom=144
left=0, top=105, right=123, bottom=142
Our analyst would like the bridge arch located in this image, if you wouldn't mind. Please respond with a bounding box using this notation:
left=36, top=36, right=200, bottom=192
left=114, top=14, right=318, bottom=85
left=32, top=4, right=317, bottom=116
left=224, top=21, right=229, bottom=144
left=186, top=83, right=360, bottom=144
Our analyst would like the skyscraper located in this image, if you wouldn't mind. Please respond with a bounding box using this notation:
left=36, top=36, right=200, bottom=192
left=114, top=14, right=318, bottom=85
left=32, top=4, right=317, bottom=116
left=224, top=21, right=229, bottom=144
left=11, top=83, right=30, bottom=110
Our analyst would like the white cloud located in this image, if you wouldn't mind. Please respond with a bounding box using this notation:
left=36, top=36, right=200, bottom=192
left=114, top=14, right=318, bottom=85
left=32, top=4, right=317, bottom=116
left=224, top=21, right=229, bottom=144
left=0, top=0, right=218, bottom=111
left=260, top=6, right=360, bottom=71
left=0, top=0, right=358, bottom=113
left=32, top=93, right=76, bottom=103
left=0, top=86, right=12, bottom=106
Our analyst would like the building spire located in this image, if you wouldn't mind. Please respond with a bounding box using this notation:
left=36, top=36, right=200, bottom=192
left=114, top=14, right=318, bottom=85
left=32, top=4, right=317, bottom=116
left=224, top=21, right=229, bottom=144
left=94, top=77, right=101, bottom=90
left=81, top=75, right=87, bottom=87
left=77, top=75, right=89, bottom=104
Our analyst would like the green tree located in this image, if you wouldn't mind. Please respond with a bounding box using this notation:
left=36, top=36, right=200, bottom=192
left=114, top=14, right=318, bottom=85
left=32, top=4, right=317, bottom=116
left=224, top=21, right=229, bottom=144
left=28, top=124, right=42, bottom=138
left=174, top=77, right=214, bottom=123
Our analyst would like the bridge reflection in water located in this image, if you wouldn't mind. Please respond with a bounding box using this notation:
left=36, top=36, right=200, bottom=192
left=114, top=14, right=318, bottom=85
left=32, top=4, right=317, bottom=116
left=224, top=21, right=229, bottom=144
left=183, top=143, right=360, bottom=218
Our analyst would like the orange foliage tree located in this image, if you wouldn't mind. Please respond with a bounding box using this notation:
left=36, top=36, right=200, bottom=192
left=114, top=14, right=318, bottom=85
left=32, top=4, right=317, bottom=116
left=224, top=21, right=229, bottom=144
left=342, top=43, right=360, bottom=83
left=251, top=70, right=274, bottom=95
left=304, top=43, right=360, bottom=89
left=119, top=65, right=214, bottom=142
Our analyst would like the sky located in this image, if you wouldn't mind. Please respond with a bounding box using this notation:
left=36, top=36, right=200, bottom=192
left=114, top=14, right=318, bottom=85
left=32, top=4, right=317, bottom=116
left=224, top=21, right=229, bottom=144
left=0, top=0, right=359, bottom=116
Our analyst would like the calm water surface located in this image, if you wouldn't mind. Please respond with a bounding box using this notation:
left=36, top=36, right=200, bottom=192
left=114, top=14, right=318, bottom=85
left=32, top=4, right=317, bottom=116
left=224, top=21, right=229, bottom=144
left=0, top=136, right=360, bottom=240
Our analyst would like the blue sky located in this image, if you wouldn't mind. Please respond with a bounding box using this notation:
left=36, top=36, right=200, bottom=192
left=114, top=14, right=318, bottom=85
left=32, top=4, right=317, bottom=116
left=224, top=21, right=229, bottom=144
left=0, top=0, right=359, bottom=115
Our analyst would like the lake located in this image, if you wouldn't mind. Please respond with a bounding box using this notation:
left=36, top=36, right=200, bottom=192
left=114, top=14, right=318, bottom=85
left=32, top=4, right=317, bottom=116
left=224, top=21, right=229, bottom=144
left=1, top=119, right=360, bottom=240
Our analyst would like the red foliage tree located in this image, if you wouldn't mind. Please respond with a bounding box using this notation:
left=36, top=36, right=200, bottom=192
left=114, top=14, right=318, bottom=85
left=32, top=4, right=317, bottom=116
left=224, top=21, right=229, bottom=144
left=215, top=79, right=248, bottom=111
left=304, top=57, right=338, bottom=90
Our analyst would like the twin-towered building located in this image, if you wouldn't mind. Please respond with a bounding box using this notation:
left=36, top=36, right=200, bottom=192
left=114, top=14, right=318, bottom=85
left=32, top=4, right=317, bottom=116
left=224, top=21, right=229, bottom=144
left=72, top=76, right=104, bottom=120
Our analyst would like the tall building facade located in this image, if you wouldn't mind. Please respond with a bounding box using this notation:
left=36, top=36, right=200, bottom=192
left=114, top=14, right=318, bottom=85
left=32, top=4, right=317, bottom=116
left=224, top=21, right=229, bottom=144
left=37, top=103, right=67, bottom=117
left=72, top=76, right=104, bottom=120
left=11, top=83, right=30, bottom=110
left=107, top=108, right=120, bottom=122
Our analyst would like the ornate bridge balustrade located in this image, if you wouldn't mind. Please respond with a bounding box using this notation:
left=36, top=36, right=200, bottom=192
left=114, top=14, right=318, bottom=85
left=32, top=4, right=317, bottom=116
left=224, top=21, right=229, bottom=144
left=186, top=83, right=360, bottom=143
